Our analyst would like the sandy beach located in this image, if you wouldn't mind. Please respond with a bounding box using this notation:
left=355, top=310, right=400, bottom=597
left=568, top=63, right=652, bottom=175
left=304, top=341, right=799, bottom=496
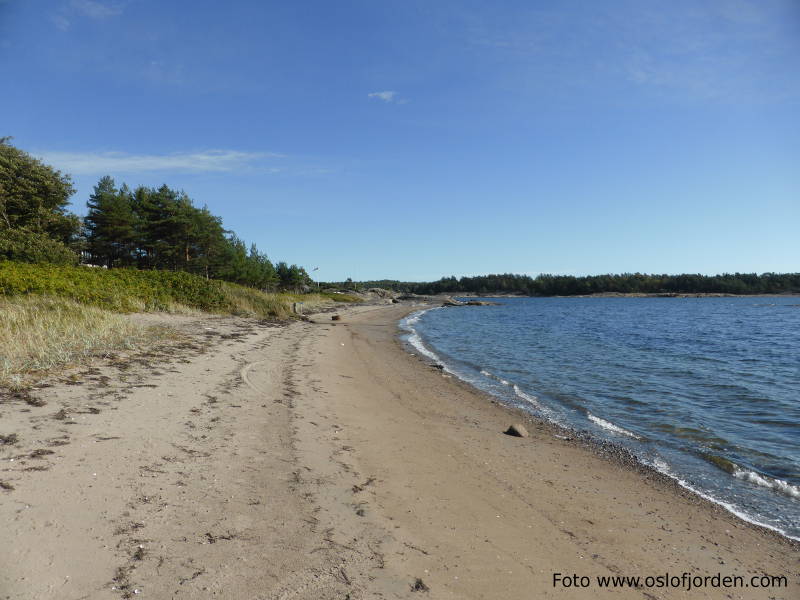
left=1, top=302, right=796, bottom=599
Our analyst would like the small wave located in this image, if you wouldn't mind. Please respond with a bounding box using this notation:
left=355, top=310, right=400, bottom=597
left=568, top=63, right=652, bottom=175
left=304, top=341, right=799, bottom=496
left=511, top=384, right=563, bottom=421
left=733, top=468, right=800, bottom=499
left=480, top=369, right=512, bottom=386
left=699, top=453, right=800, bottom=499
left=400, top=308, right=448, bottom=367
left=407, top=331, right=442, bottom=363
left=512, top=385, right=551, bottom=415
left=512, top=384, right=537, bottom=403
left=651, top=457, right=671, bottom=473
left=399, top=308, right=438, bottom=333
left=403, top=308, right=432, bottom=327
left=648, top=458, right=799, bottom=542
left=588, top=414, right=641, bottom=439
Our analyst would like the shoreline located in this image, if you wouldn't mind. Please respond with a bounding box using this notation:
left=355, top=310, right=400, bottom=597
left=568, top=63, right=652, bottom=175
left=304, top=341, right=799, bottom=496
left=1, top=302, right=796, bottom=598
left=445, top=293, right=800, bottom=298
left=398, top=304, right=800, bottom=545
left=299, top=304, right=796, bottom=597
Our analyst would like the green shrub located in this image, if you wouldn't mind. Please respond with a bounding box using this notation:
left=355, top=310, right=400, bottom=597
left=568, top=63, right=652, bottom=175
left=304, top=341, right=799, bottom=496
left=0, top=261, right=333, bottom=318
left=0, top=262, right=228, bottom=312
left=0, top=228, right=78, bottom=265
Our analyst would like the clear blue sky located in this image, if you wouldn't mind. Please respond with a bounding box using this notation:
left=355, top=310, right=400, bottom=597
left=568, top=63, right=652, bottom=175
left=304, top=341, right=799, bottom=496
left=2, top=0, right=798, bottom=281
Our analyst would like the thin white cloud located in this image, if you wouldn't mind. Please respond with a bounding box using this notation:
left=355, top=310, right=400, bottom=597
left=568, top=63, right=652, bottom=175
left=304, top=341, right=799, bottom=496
left=368, top=91, right=398, bottom=102
left=51, top=14, right=71, bottom=31
left=51, top=0, right=123, bottom=30
left=36, top=149, right=284, bottom=175
left=460, top=2, right=799, bottom=105
left=71, top=0, right=123, bottom=19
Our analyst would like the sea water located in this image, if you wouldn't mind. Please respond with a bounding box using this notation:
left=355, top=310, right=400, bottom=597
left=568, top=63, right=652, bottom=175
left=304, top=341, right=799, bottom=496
left=400, top=297, right=800, bottom=540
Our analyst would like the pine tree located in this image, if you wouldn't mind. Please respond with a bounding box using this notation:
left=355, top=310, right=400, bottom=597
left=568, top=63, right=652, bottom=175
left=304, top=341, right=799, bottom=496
left=84, top=176, right=137, bottom=267
left=190, top=206, right=228, bottom=279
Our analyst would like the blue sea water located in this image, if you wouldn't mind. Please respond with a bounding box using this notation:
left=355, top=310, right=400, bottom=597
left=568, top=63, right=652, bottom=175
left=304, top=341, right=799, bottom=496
left=400, top=297, right=800, bottom=540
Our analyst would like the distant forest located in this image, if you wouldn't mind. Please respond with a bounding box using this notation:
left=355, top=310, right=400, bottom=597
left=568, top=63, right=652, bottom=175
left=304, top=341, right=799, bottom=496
left=333, top=272, right=800, bottom=296
left=0, top=138, right=310, bottom=290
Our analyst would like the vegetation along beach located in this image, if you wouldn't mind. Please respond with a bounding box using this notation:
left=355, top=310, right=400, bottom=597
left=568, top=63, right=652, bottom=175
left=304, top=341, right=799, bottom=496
left=2, top=1, right=799, bottom=598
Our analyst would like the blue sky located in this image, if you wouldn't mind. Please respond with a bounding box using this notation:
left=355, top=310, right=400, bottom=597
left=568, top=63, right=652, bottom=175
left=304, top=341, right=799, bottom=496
left=2, top=0, right=798, bottom=281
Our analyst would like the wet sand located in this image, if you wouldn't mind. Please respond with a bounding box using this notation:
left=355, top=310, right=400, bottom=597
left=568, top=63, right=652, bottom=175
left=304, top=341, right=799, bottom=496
left=0, top=303, right=796, bottom=599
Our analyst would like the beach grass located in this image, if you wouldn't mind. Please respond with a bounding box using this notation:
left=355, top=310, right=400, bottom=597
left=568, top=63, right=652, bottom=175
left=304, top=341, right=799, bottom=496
left=0, top=261, right=362, bottom=317
left=0, top=295, right=172, bottom=389
left=0, top=262, right=364, bottom=387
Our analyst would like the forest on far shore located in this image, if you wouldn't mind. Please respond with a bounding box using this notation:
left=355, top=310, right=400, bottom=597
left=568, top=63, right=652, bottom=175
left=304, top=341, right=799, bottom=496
left=333, top=271, right=800, bottom=297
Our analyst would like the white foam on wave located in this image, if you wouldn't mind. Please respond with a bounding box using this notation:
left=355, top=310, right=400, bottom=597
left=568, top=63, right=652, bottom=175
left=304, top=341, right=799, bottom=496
left=480, top=369, right=511, bottom=386
left=648, top=457, right=799, bottom=542
left=512, top=384, right=537, bottom=403
left=407, top=331, right=441, bottom=363
left=400, top=308, right=448, bottom=368
left=399, top=308, right=434, bottom=332
left=512, top=384, right=556, bottom=419
left=733, top=468, right=800, bottom=499
left=588, top=413, right=641, bottom=439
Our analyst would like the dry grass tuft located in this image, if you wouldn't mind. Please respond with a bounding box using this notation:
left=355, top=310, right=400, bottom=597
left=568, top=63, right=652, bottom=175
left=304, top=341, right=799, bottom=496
left=0, top=296, right=170, bottom=389
left=220, top=283, right=295, bottom=319
left=219, top=285, right=340, bottom=318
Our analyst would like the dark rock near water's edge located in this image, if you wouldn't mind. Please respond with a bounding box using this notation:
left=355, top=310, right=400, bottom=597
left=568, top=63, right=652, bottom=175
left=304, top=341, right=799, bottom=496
left=441, top=297, right=464, bottom=306
left=441, top=297, right=500, bottom=307
left=504, top=424, right=529, bottom=438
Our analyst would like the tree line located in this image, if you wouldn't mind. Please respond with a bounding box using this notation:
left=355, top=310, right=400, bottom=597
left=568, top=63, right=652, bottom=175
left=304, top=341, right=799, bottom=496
left=334, top=271, right=800, bottom=296
left=0, top=138, right=310, bottom=290
left=4, top=138, right=797, bottom=297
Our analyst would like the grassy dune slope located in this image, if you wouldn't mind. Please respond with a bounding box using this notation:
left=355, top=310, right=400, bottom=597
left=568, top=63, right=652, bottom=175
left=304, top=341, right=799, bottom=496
left=0, top=261, right=360, bottom=387
left=0, top=295, right=169, bottom=388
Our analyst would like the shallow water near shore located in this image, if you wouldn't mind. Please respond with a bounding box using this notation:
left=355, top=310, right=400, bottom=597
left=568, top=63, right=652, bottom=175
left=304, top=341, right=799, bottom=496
left=400, top=297, right=800, bottom=540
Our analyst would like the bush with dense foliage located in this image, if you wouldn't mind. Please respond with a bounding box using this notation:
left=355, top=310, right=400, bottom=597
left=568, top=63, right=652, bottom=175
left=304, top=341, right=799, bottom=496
left=0, top=138, right=81, bottom=264
left=0, top=261, right=230, bottom=312
left=0, top=261, right=359, bottom=318
left=0, top=228, right=79, bottom=265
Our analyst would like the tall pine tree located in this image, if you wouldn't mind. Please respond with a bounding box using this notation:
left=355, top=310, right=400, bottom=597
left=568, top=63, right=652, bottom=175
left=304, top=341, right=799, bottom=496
left=84, top=176, right=137, bottom=267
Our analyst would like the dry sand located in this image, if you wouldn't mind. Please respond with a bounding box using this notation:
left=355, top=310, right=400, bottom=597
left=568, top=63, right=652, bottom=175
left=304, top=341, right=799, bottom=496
left=0, top=303, right=796, bottom=599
